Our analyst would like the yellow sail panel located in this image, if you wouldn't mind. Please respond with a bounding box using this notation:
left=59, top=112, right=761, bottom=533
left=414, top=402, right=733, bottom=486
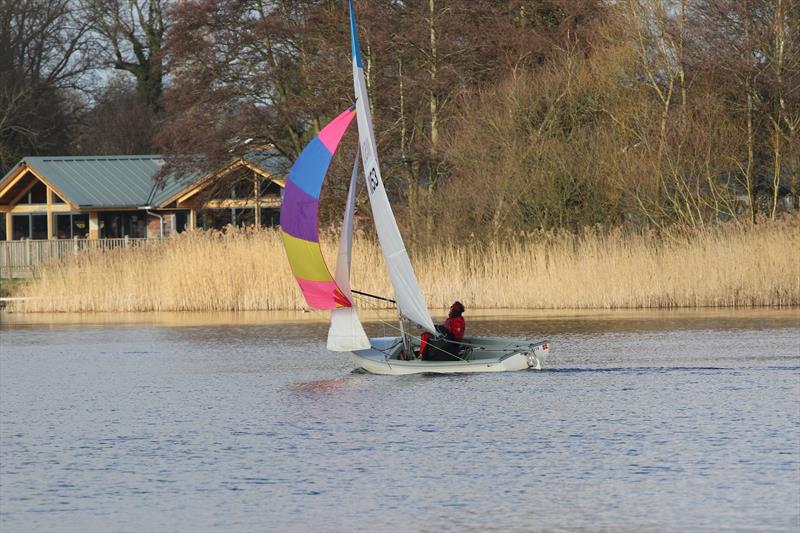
left=280, top=230, right=335, bottom=283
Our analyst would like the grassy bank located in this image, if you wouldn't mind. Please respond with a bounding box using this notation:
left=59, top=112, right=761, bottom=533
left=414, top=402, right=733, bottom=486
left=9, top=219, right=799, bottom=313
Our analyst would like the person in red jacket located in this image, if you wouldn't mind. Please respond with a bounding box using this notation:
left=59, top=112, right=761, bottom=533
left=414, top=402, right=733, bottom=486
left=419, top=301, right=466, bottom=360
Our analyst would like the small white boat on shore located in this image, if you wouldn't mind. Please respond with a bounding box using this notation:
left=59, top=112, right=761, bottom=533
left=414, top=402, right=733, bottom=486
left=278, top=1, right=552, bottom=375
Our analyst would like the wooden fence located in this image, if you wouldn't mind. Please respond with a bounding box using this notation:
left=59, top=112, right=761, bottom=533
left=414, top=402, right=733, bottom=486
left=0, top=238, right=154, bottom=278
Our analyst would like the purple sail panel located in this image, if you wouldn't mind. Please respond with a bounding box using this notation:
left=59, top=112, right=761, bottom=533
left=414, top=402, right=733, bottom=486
left=280, top=180, right=319, bottom=242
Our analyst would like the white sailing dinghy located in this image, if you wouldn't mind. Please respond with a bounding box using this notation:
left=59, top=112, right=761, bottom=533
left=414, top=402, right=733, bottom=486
left=278, top=1, right=550, bottom=375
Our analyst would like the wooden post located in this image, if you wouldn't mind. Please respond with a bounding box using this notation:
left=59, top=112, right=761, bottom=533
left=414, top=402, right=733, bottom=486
left=89, top=212, right=99, bottom=240
left=4, top=212, right=10, bottom=241
left=46, top=187, right=53, bottom=240
left=254, top=170, right=261, bottom=228
left=188, top=209, right=197, bottom=230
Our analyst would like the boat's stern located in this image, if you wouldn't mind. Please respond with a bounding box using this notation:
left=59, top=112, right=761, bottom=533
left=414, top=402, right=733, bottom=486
left=525, top=340, right=551, bottom=370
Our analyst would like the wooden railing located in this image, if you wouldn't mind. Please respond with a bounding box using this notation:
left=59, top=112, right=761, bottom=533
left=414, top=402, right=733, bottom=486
left=0, top=238, right=154, bottom=278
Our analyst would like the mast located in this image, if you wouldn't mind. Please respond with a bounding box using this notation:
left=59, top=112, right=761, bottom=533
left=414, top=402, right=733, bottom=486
left=348, top=0, right=436, bottom=334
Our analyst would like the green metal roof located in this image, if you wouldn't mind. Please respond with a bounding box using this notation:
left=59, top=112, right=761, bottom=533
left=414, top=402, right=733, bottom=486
left=1, top=155, right=203, bottom=208
left=149, top=166, right=205, bottom=207
left=2, top=152, right=289, bottom=209
left=243, top=148, right=291, bottom=177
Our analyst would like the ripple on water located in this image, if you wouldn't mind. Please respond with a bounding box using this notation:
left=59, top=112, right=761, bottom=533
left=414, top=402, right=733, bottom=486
left=0, top=310, right=798, bottom=532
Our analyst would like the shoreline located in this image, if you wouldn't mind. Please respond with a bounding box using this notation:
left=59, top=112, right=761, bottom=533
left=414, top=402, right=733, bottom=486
left=2, top=306, right=798, bottom=328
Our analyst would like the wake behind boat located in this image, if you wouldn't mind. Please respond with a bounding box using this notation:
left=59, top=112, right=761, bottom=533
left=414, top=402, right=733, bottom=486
left=278, top=1, right=552, bottom=375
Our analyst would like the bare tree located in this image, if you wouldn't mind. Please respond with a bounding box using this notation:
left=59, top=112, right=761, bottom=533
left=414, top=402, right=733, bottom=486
left=689, top=0, right=800, bottom=222
left=764, top=0, right=800, bottom=218
left=84, top=0, right=167, bottom=111
left=156, top=0, right=351, bottom=171
left=0, top=0, right=93, bottom=173
left=358, top=0, right=605, bottom=240
left=71, top=73, right=157, bottom=154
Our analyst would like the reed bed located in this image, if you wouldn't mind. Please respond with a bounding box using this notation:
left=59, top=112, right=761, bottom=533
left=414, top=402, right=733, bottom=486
left=10, top=219, right=799, bottom=313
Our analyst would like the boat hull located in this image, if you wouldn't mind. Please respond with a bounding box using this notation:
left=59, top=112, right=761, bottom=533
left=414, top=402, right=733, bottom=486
left=351, top=336, right=550, bottom=375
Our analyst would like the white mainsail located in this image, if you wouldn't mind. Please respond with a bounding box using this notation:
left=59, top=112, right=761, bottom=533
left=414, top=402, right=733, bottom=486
left=348, top=0, right=436, bottom=333
left=327, top=150, right=371, bottom=351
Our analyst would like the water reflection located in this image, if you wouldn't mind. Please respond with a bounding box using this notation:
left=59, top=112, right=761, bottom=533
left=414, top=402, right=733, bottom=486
left=291, top=377, right=353, bottom=394
left=2, top=306, right=797, bottom=332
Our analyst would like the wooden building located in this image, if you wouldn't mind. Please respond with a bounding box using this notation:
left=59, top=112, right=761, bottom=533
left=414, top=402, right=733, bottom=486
left=0, top=149, right=288, bottom=240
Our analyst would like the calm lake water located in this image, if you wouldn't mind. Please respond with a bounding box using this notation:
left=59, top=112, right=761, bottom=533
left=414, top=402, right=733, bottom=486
left=1, top=309, right=798, bottom=532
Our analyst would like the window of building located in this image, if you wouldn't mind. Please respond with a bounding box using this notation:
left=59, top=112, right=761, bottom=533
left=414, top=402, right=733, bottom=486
left=11, top=214, right=47, bottom=239
left=72, top=214, right=89, bottom=237
left=53, top=194, right=66, bottom=204
left=20, top=181, right=47, bottom=204
left=11, top=215, right=29, bottom=240
left=260, top=207, right=280, bottom=228
left=174, top=210, right=189, bottom=233
left=31, top=214, right=47, bottom=239
left=260, top=180, right=283, bottom=197
left=55, top=213, right=89, bottom=239
left=207, top=176, right=255, bottom=201
left=56, top=214, right=71, bottom=239
left=231, top=208, right=254, bottom=227
left=99, top=211, right=146, bottom=238
left=0, top=216, right=6, bottom=241
left=197, top=209, right=231, bottom=230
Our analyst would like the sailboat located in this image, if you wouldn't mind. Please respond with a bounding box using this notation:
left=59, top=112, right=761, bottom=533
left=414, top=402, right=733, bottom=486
left=278, top=1, right=550, bottom=375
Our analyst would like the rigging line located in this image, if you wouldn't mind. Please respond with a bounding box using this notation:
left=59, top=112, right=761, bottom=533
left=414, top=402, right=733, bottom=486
left=351, top=292, right=429, bottom=334
left=352, top=289, right=395, bottom=304
left=356, top=304, right=468, bottom=362
left=369, top=317, right=469, bottom=363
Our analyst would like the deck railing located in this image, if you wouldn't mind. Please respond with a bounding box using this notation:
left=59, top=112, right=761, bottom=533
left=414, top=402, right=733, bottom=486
left=0, top=238, right=154, bottom=278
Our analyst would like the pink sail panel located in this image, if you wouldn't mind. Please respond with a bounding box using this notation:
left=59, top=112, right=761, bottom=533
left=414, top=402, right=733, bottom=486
left=296, top=278, right=352, bottom=309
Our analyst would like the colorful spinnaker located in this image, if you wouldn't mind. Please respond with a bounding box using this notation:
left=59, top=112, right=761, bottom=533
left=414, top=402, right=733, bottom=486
left=280, top=106, right=357, bottom=310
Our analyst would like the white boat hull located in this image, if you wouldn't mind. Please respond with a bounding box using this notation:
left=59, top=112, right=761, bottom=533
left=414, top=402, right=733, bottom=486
left=351, top=336, right=550, bottom=375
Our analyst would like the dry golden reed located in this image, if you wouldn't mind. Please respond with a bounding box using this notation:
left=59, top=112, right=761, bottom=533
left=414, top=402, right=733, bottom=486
left=10, top=219, right=799, bottom=313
